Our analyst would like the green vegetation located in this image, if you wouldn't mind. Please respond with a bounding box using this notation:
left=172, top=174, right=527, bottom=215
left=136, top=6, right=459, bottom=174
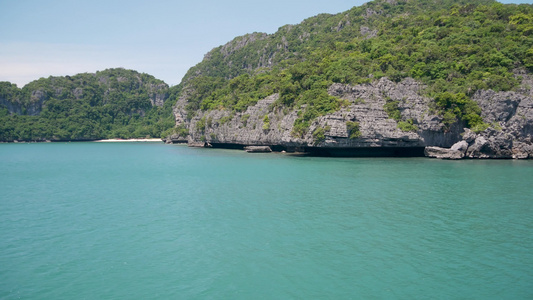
left=0, top=68, right=174, bottom=141
left=346, top=121, right=362, bottom=139
left=241, top=114, right=250, bottom=126
left=383, top=98, right=419, bottom=132
left=196, top=116, right=207, bottom=133
left=161, top=124, right=189, bottom=139
left=398, top=119, right=419, bottom=132
left=434, top=92, right=486, bottom=130
left=219, top=115, right=233, bottom=124
left=262, top=115, right=270, bottom=130
left=384, top=98, right=402, bottom=121
left=312, top=125, right=331, bottom=145
left=179, top=0, right=532, bottom=135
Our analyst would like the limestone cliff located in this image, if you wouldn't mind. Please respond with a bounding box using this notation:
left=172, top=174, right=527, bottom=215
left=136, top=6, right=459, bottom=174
left=170, top=76, right=533, bottom=158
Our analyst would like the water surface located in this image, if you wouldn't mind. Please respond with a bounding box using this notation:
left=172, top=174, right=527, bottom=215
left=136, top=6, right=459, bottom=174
left=1, top=143, right=532, bottom=299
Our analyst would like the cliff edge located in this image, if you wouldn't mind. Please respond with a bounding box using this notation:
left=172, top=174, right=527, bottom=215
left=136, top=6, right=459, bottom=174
left=169, top=76, right=533, bottom=158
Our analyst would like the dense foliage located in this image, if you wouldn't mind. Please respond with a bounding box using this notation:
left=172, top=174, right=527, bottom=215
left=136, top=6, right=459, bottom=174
left=180, top=0, right=533, bottom=134
left=0, top=69, right=175, bottom=141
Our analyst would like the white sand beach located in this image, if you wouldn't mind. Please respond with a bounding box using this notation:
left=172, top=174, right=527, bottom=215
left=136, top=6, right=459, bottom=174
left=94, top=138, right=163, bottom=142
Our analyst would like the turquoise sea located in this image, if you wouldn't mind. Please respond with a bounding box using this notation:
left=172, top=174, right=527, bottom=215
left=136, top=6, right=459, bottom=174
left=1, top=142, right=532, bottom=299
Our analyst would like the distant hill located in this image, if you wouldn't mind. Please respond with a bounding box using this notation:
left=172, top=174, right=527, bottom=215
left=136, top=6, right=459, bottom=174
left=0, top=68, right=175, bottom=141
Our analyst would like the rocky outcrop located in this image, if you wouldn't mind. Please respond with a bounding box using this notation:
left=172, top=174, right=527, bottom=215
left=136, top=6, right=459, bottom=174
left=0, top=96, right=22, bottom=115
left=424, top=82, right=533, bottom=159
left=148, top=83, right=169, bottom=107
left=163, top=133, right=187, bottom=144
left=425, top=128, right=531, bottom=160
left=173, top=76, right=533, bottom=158
left=0, top=89, right=46, bottom=116
left=244, top=146, right=272, bottom=153
left=461, top=84, right=533, bottom=159
left=424, top=141, right=468, bottom=159
left=26, top=90, right=47, bottom=115
left=425, top=147, right=464, bottom=159
left=360, top=26, right=378, bottom=39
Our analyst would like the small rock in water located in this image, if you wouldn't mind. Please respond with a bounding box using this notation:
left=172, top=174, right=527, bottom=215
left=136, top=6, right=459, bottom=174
left=424, top=146, right=464, bottom=160
left=244, top=146, right=272, bottom=153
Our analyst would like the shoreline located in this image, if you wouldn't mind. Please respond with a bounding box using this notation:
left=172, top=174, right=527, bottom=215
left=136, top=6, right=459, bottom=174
left=93, top=138, right=163, bottom=143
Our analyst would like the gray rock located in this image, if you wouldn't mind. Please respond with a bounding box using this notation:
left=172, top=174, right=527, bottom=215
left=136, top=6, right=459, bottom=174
left=360, top=26, right=377, bottom=39
left=188, top=141, right=208, bottom=148
left=164, top=133, right=187, bottom=144
left=148, top=83, right=169, bottom=107
left=462, top=128, right=516, bottom=159
left=424, top=146, right=464, bottom=159
left=451, top=140, right=469, bottom=152
left=462, top=128, right=477, bottom=143
left=244, top=146, right=272, bottom=153
left=0, top=95, right=23, bottom=115
left=73, top=88, right=83, bottom=99
left=466, top=136, right=489, bottom=158
left=473, top=90, right=522, bottom=123
left=512, top=141, right=533, bottom=159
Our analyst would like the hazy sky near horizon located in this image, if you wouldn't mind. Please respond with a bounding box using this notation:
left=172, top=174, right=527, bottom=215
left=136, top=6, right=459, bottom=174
left=1, top=0, right=531, bottom=87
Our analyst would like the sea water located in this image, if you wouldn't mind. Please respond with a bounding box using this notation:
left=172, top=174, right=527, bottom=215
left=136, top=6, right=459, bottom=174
left=1, top=142, right=532, bottom=299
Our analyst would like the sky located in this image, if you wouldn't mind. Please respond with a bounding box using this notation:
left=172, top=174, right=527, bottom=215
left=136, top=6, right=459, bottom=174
left=0, top=0, right=531, bottom=88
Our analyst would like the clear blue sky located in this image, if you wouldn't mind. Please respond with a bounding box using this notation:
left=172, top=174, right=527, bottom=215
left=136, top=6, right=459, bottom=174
left=0, top=0, right=531, bottom=87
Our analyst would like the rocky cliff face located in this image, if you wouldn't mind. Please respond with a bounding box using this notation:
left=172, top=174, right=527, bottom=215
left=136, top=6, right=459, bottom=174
left=464, top=78, right=533, bottom=158
left=148, top=83, right=169, bottom=107
left=0, top=95, right=22, bottom=115
left=0, top=88, right=47, bottom=116
left=426, top=74, right=533, bottom=159
left=171, top=76, right=533, bottom=158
